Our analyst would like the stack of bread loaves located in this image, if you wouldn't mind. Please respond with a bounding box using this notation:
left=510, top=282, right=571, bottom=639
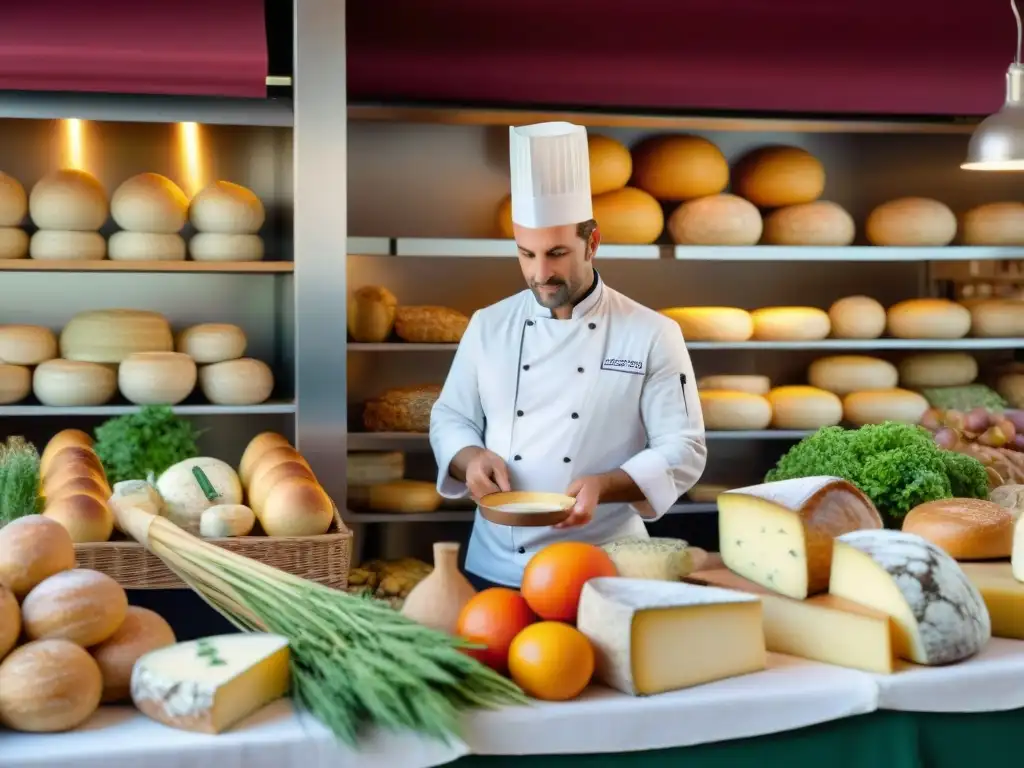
left=188, top=180, right=266, bottom=262
left=28, top=169, right=109, bottom=261
left=238, top=432, right=336, bottom=536
left=0, top=170, right=28, bottom=259
left=108, top=173, right=189, bottom=262
left=348, top=283, right=470, bottom=344
left=39, top=429, right=115, bottom=543
left=0, top=324, right=58, bottom=405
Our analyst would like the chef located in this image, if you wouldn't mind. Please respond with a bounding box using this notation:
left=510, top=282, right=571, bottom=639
left=430, top=121, right=706, bottom=591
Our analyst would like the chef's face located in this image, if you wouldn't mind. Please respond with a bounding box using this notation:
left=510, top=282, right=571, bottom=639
left=514, top=221, right=599, bottom=311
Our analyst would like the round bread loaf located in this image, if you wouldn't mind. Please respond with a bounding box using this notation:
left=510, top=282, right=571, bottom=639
left=29, top=170, right=108, bottom=231
left=828, top=296, right=887, bottom=339
left=630, top=135, right=729, bottom=200
left=348, top=285, right=398, bottom=343
left=667, top=194, right=762, bottom=245
left=0, top=171, right=27, bottom=227
left=0, top=227, right=28, bottom=259
left=660, top=307, right=753, bottom=342
left=188, top=181, right=264, bottom=234
left=808, top=356, right=898, bottom=396
left=761, top=201, right=855, bottom=246
left=765, top=386, right=843, bottom=429
left=961, top=202, right=1024, bottom=246
left=0, top=363, right=30, bottom=404
left=898, top=353, right=978, bottom=388
left=588, top=134, right=633, bottom=195
left=865, top=197, right=956, bottom=246
left=698, top=391, right=772, bottom=430
left=751, top=306, right=831, bottom=341
left=110, top=173, right=188, bottom=233
left=842, top=388, right=929, bottom=426
left=969, top=299, right=1024, bottom=338
left=731, top=146, right=825, bottom=208
left=901, top=498, right=1013, bottom=560
left=696, top=374, right=771, bottom=395
left=886, top=299, right=971, bottom=339
left=592, top=187, right=664, bottom=244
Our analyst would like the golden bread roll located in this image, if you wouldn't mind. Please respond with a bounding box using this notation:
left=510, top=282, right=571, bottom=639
left=39, top=429, right=92, bottom=476
left=249, top=460, right=316, bottom=514
left=42, top=463, right=106, bottom=498
left=901, top=498, right=1013, bottom=560
left=0, top=516, right=76, bottom=599
left=43, top=493, right=114, bottom=543
left=394, top=306, right=469, bottom=343
left=45, top=474, right=110, bottom=503
left=20, top=569, right=127, bottom=647
left=363, top=385, right=441, bottom=433
left=249, top=447, right=310, bottom=491
left=348, top=285, right=398, bottom=343
left=258, top=477, right=334, bottom=537
left=90, top=606, right=176, bottom=703
left=239, top=431, right=291, bottom=487
left=43, top=445, right=101, bottom=475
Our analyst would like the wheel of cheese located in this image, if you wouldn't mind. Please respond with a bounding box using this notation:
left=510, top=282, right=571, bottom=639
left=496, top=194, right=514, bottom=239
left=630, top=135, right=729, bottom=201
left=968, top=298, right=1024, bottom=337
left=198, top=358, right=274, bottom=405
left=828, top=296, right=887, bottom=339
left=961, top=202, right=1024, bottom=246
left=766, top=386, right=843, bottom=429
left=188, top=233, right=264, bottom=262
left=348, top=285, right=398, bottom=343
left=886, top=299, right=971, bottom=339
left=898, top=352, right=978, bottom=388
left=865, top=198, right=957, bottom=246
left=761, top=201, right=855, bottom=246
left=0, top=227, right=28, bottom=259
left=588, top=134, right=633, bottom=195
left=0, top=325, right=57, bottom=365
left=0, top=363, right=30, bottom=404
left=33, top=359, right=117, bottom=407
left=60, top=309, right=173, bottom=363
left=29, top=169, right=108, bottom=231
left=175, top=323, right=247, bottom=363
left=660, top=307, right=753, bottom=341
left=188, top=180, right=265, bottom=234
left=731, top=146, right=825, bottom=208
left=842, top=388, right=929, bottom=426
left=667, top=194, right=762, bottom=246
left=592, top=187, right=664, bottom=244
left=107, top=232, right=186, bottom=262
left=696, top=374, right=770, bottom=395
left=807, top=356, right=898, bottom=395
left=0, top=171, right=27, bottom=226
left=751, top=307, right=831, bottom=341
left=110, top=173, right=188, bottom=233
left=118, top=352, right=197, bottom=405
left=698, top=390, right=772, bottom=430
left=29, top=231, right=106, bottom=261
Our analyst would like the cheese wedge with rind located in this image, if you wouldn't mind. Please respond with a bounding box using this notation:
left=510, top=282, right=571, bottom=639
left=576, top=577, right=766, bottom=696
left=689, top=568, right=893, bottom=673
left=960, top=562, right=1024, bottom=640
left=131, top=633, right=290, bottom=734
left=718, top=476, right=883, bottom=599
left=829, top=530, right=990, bottom=665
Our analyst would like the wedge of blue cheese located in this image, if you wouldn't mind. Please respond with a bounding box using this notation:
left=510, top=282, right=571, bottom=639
left=131, top=633, right=290, bottom=734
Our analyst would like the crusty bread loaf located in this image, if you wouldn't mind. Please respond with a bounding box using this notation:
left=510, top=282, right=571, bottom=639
left=363, top=385, right=441, bottom=433
left=901, top=497, right=1014, bottom=560
left=348, top=285, right=398, bottom=343
left=394, top=306, right=469, bottom=343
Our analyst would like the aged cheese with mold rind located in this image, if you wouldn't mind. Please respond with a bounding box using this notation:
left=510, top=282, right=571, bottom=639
left=829, top=530, right=990, bottom=665
left=960, top=562, right=1024, bottom=639
left=576, top=577, right=765, bottom=696
left=131, top=633, right=290, bottom=734
left=600, top=537, right=694, bottom=581
left=718, top=476, right=883, bottom=599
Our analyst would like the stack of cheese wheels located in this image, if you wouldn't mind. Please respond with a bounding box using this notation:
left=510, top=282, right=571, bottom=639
left=828, top=296, right=887, bottom=339
left=344, top=451, right=442, bottom=514
left=660, top=307, right=753, bottom=341
left=176, top=322, right=269, bottom=405
left=751, top=307, right=831, bottom=341
left=0, top=324, right=58, bottom=405
left=808, top=356, right=899, bottom=396
left=865, top=197, right=957, bottom=246
left=0, top=171, right=28, bottom=259
left=108, top=173, right=189, bottom=262
left=188, top=180, right=266, bottom=262
left=238, top=432, right=334, bottom=536
left=118, top=352, right=197, bottom=405
left=961, top=202, right=1024, bottom=246
left=843, top=388, right=930, bottom=426
left=766, top=386, right=843, bottom=429
left=967, top=298, right=1024, bottom=338
left=28, top=169, right=109, bottom=261
left=0, top=515, right=176, bottom=731
left=898, top=352, right=978, bottom=389
left=699, top=390, right=772, bottom=430
left=886, top=299, right=971, bottom=339
left=39, top=430, right=114, bottom=543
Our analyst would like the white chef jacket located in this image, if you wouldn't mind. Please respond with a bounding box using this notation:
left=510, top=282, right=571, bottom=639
left=429, top=274, right=707, bottom=586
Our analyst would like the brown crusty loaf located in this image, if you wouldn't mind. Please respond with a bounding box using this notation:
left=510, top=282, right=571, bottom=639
left=348, top=285, right=398, bottom=343
left=394, top=306, right=469, bottom=344
left=901, top=497, right=1014, bottom=560
left=363, top=385, right=442, bottom=433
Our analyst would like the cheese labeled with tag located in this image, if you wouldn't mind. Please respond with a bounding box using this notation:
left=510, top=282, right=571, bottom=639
left=131, top=633, right=290, bottom=734
left=600, top=537, right=694, bottom=581
left=829, top=530, right=991, bottom=665
left=960, top=562, right=1024, bottom=639
left=718, top=476, right=883, bottom=599
left=576, top=577, right=765, bottom=696
left=689, top=568, right=893, bottom=673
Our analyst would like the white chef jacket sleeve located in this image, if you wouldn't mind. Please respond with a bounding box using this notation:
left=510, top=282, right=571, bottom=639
left=429, top=311, right=487, bottom=498
left=619, top=322, right=706, bottom=520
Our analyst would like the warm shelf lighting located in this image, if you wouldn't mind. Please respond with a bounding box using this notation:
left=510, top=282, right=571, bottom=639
left=178, top=121, right=204, bottom=197
left=62, top=118, right=86, bottom=171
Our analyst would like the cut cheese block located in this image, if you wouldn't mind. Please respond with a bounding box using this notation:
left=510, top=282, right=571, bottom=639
left=898, top=353, right=978, bottom=388
left=960, top=562, right=1024, bottom=639
left=697, top=374, right=770, bottom=395
left=0, top=324, right=57, bottom=365
left=592, top=187, right=664, bottom=245
left=961, top=202, right=1024, bottom=246
left=732, top=146, right=826, bottom=208
left=828, top=296, right=887, bottom=339
left=689, top=568, right=893, bottom=673
left=842, top=388, right=929, bottom=426
left=751, top=307, right=830, bottom=341
left=630, top=134, right=729, bottom=201
left=131, top=633, right=290, bottom=734
left=807, top=356, right=898, bottom=396
left=576, top=577, right=766, bottom=696
left=901, top=498, right=1014, bottom=560
left=765, top=386, right=842, bottom=429
left=600, top=537, right=695, bottom=580
left=0, top=363, right=30, bottom=404
left=718, top=476, right=883, bottom=599
left=699, top=390, right=772, bottom=430
left=1014, top=515, right=1024, bottom=582
left=346, top=451, right=405, bottom=485
left=865, top=197, right=957, bottom=247
left=886, top=299, right=971, bottom=340
left=968, top=299, right=1024, bottom=338
left=60, top=309, right=173, bottom=363
left=667, top=194, right=762, bottom=246
left=761, top=201, right=855, bottom=246
left=829, top=530, right=991, bottom=665
left=347, top=480, right=442, bottom=513
left=660, top=307, right=753, bottom=342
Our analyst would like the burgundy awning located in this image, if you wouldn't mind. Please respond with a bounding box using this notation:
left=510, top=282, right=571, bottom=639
left=0, top=0, right=268, bottom=98
left=348, top=0, right=1011, bottom=117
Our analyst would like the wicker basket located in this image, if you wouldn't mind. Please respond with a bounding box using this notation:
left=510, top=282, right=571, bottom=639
left=75, top=508, right=353, bottom=590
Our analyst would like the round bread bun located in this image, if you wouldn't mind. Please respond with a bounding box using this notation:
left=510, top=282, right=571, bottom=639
left=39, top=430, right=92, bottom=480
left=249, top=460, right=316, bottom=514
left=587, top=134, right=633, bottom=195
left=0, top=363, right=30, bottom=404
left=188, top=181, right=265, bottom=234
left=45, top=474, right=110, bottom=504
left=0, top=227, right=28, bottom=258
left=732, top=146, right=826, bottom=208
left=0, top=324, right=58, bottom=366
left=110, top=173, right=188, bottom=233
left=0, top=515, right=76, bottom=599
left=630, top=135, right=729, bottom=201
left=20, top=569, right=126, bottom=646
left=902, top=498, right=1013, bottom=560
left=0, top=639, right=103, bottom=732
left=249, top=447, right=311, bottom=490
left=828, top=296, right=887, bottom=339
left=29, top=169, right=108, bottom=231
left=239, top=432, right=292, bottom=488
left=0, top=171, right=27, bottom=227
left=90, top=606, right=176, bottom=703
left=43, top=493, right=114, bottom=543
left=258, top=477, right=334, bottom=537
left=865, top=197, right=957, bottom=247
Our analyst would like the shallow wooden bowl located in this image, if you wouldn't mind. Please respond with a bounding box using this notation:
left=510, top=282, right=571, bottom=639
left=478, top=491, right=576, bottom=527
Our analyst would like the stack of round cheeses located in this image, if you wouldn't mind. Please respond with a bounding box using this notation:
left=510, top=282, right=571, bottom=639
left=0, top=325, right=59, bottom=404
left=28, top=169, right=109, bottom=261
left=108, top=173, right=189, bottom=261
left=0, top=171, right=28, bottom=259
left=177, top=323, right=274, bottom=406
left=188, top=180, right=266, bottom=262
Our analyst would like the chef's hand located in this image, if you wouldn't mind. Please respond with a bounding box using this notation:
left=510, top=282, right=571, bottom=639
left=556, top=475, right=602, bottom=528
left=465, top=449, right=512, bottom=500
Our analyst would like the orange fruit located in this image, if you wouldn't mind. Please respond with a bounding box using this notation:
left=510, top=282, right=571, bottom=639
left=520, top=542, right=618, bottom=622
left=456, top=588, right=537, bottom=673
left=507, top=621, right=595, bottom=701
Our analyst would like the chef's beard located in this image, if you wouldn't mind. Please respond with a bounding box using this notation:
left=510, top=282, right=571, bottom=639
left=530, top=279, right=572, bottom=309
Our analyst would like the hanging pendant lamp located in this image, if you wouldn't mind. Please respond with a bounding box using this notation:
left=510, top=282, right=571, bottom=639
left=963, top=0, right=1024, bottom=170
